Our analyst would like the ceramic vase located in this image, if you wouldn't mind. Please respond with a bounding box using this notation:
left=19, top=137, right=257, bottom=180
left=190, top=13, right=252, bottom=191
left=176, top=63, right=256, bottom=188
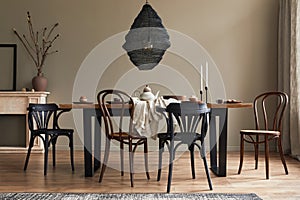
left=32, top=73, right=48, bottom=91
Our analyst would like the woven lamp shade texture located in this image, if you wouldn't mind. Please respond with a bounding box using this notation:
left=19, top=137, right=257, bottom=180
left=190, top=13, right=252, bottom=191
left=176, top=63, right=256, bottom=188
left=123, top=3, right=170, bottom=70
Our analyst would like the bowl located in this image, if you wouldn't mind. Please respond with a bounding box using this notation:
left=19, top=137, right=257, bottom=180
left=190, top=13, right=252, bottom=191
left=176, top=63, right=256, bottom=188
left=189, top=97, right=198, bottom=102
left=79, top=96, right=88, bottom=102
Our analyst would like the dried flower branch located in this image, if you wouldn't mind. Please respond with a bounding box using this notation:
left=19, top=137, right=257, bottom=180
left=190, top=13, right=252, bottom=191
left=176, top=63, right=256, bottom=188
left=13, top=11, right=59, bottom=75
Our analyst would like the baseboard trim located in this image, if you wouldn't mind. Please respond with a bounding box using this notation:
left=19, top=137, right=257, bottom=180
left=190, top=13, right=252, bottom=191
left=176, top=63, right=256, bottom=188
left=55, top=144, right=273, bottom=152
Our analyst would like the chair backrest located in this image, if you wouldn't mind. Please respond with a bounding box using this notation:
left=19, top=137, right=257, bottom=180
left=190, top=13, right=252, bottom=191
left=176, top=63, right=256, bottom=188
left=253, top=91, right=288, bottom=132
left=166, top=102, right=210, bottom=143
left=97, top=89, right=134, bottom=137
left=28, top=103, right=59, bottom=131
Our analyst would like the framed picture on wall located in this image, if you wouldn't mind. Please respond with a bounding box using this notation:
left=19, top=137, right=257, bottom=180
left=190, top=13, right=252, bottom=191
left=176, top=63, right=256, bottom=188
left=0, top=44, right=17, bottom=91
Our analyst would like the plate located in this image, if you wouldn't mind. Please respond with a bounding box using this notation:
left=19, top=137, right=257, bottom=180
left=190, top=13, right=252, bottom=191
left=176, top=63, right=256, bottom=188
left=225, top=99, right=242, bottom=104
left=73, top=101, right=94, bottom=104
left=106, top=101, right=128, bottom=104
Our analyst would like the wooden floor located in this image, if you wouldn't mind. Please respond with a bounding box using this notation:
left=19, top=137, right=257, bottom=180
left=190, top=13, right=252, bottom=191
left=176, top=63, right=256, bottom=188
left=0, top=150, right=299, bottom=200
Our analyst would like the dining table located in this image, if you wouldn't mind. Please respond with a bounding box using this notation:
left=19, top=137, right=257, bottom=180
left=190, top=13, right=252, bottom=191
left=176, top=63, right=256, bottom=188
left=59, top=101, right=252, bottom=177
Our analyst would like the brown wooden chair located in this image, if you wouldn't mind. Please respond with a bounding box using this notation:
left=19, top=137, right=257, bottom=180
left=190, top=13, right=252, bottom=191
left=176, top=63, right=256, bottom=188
left=97, top=89, right=150, bottom=187
left=238, top=91, right=289, bottom=179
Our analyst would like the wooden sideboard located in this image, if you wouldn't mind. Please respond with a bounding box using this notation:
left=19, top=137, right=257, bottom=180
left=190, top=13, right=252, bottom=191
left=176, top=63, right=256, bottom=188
left=0, top=91, right=50, bottom=153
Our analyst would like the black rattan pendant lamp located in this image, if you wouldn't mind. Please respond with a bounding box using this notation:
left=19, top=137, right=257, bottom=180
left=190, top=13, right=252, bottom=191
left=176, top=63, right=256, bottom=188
left=123, top=1, right=170, bottom=70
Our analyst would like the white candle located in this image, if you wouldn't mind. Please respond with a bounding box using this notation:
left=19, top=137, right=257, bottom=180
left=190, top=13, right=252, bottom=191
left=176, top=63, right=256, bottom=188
left=205, top=61, right=208, bottom=87
left=200, top=65, right=203, bottom=91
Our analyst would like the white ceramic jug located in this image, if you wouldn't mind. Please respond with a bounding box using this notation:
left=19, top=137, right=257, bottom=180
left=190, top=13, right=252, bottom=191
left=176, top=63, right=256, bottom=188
left=139, top=85, right=159, bottom=101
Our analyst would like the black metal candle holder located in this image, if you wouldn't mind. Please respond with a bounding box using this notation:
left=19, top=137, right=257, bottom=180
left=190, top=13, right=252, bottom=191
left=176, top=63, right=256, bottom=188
left=205, top=86, right=208, bottom=103
left=200, top=90, right=203, bottom=101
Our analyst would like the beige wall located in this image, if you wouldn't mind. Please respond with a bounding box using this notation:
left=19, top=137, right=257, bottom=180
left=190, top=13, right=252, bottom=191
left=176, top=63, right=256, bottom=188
left=0, top=0, right=279, bottom=151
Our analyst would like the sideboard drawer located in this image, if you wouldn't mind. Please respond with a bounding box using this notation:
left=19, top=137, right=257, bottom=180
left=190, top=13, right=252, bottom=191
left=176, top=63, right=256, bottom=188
left=0, top=97, right=27, bottom=114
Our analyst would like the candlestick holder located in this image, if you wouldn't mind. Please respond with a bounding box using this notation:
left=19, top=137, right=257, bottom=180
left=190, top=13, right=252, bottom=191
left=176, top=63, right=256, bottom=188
left=200, top=90, right=203, bottom=101
left=205, top=86, right=208, bottom=103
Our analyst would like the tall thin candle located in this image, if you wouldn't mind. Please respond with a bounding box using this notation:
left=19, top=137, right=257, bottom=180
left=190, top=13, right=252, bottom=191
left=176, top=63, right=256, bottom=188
left=200, top=65, right=203, bottom=91
left=205, top=61, right=208, bottom=87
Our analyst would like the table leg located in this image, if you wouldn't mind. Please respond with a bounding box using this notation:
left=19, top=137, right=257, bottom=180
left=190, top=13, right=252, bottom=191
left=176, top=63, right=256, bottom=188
left=209, top=113, right=217, bottom=172
left=83, top=109, right=93, bottom=177
left=94, top=110, right=101, bottom=172
left=209, top=108, right=228, bottom=177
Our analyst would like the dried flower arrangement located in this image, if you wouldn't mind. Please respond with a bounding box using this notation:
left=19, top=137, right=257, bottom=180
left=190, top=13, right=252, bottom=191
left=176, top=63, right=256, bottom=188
left=13, top=11, right=59, bottom=76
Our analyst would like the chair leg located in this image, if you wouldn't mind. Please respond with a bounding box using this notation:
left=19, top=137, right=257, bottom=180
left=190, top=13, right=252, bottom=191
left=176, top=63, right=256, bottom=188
left=99, top=138, right=111, bottom=183
left=167, top=139, right=174, bottom=193
left=277, top=137, right=288, bottom=174
left=144, top=139, right=150, bottom=180
left=44, top=134, right=49, bottom=176
left=200, top=144, right=213, bottom=190
left=157, top=139, right=164, bottom=181
left=202, top=155, right=213, bottom=190
left=129, top=138, right=134, bottom=187
left=189, top=144, right=196, bottom=179
left=265, top=135, right=269, bottom=179
left=120, top=140, right=124, bottom=176
left=255, top=135, right=259, bottom=170
left=51, top=136, right=57, bottom=167
left=24, top=136, right=35, bottom=171
left=238, top=133, right=244, bottom=174
left=69, top=133, right=75, bottom=171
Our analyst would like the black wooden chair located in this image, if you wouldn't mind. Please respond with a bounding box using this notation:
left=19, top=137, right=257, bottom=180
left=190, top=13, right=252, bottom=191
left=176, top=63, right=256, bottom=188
left=24, top=103, right=74, bottom=175
left=238, top=91, right=289, bottom=179
left=157, top=102, right=213, bottom=193
left=97, top=89, right=150, bottom=187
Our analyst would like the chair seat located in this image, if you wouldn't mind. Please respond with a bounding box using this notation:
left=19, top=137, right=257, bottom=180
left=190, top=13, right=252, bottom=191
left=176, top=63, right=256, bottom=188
left=157, top=132, right=201, bottom=142
left=157, top=132, right=171, bottom=140
left=33, top=129, right=74, bottom=135
left=240, top=129, right=280, bottom=136
left=111, top=132, right=146, bottom=139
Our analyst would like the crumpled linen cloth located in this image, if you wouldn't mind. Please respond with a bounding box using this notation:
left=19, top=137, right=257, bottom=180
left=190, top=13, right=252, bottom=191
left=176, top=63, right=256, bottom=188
left=132, top=96, right=178, bottom=139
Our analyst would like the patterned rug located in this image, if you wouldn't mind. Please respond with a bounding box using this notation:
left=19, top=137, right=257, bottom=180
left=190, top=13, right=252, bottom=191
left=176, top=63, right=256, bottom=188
left=0, top=193, right=262, bottom=200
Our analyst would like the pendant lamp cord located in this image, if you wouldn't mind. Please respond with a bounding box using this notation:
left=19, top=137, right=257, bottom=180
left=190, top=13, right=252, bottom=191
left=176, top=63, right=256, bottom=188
left=147, top=0, right=151, bottom=45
